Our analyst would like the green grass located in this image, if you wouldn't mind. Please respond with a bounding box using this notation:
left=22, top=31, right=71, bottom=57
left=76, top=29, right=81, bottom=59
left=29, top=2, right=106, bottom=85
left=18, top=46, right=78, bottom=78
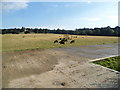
left=2, top=34, right=118, bottom=52
left=92, top=56, right=120, bottom=72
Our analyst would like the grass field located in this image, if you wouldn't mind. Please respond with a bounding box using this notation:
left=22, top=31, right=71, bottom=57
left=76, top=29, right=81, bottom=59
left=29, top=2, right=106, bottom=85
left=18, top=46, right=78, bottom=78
left=2, top=34, right=118, bottom=52
left=92, top=56, right=120, bottom=72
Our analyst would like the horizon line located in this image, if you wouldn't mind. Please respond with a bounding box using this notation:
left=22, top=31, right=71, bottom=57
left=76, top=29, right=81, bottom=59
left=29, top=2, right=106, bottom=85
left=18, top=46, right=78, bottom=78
left=1, top=25, right=119, bottom=30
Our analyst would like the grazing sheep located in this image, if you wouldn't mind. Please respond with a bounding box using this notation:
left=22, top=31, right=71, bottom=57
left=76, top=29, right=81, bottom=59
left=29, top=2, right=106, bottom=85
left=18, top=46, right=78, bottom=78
left=70, top=40, right=75, bottom=44
left=68, top=37, right=70, bottom=40
left=59, top=40, right=65, bottom=44
left=62, top=38, right=67, bottom=42
left=59, top=38, right=68, bottom=42
left=59, top=38, right=62, bottom=40
left=54, top=40, right=58, bottom=43
left=64, top=39, right=67, bottom=42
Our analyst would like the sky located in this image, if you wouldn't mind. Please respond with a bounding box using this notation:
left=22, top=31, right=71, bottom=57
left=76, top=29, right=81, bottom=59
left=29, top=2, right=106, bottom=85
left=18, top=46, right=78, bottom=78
left=1, top=0, right=118, bottom=30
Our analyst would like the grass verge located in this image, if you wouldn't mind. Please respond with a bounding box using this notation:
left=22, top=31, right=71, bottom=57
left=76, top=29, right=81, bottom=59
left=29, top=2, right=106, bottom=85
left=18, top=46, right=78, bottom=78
left=92, top=56, right=120, bottom=72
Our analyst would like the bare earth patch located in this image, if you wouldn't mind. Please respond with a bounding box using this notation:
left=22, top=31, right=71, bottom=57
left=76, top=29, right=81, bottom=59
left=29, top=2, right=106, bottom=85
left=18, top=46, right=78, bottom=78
left=2, top=44, right=119, bottom=88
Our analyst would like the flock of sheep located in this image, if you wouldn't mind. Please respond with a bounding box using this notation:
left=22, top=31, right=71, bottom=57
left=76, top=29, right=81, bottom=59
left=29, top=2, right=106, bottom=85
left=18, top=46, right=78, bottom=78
left=54, top=35, right=77, bottom=45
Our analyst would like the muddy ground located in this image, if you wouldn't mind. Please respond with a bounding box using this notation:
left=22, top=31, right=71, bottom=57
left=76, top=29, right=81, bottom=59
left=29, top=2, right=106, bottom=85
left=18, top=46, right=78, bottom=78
left=2, top=43, right=120, bottom=88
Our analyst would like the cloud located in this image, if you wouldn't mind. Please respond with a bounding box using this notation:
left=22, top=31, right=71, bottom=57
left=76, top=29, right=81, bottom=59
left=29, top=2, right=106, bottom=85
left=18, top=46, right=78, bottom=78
left=2, top=0, right=29, bottom=13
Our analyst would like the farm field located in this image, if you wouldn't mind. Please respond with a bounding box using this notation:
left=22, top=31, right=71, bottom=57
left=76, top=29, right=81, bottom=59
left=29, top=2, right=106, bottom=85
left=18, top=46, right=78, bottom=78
left=2, top=34, right=118, bottom=52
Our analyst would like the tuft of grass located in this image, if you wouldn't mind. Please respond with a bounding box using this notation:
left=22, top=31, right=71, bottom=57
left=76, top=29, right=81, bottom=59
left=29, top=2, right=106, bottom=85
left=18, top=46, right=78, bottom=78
left=2, top=34, right=118, bottom=52
left=92, top=56, right=120, bottom=72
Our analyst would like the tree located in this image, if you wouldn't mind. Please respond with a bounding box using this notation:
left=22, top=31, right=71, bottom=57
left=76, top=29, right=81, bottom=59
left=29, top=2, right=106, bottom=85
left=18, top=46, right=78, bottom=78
left=24, top=30, right=30, bottom=34
left=21, top=27, right=25, bottom=32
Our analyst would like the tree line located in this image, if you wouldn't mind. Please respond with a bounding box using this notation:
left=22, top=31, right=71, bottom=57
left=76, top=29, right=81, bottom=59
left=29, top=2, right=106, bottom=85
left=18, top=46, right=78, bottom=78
left=1, top=26, right=120, bottom=36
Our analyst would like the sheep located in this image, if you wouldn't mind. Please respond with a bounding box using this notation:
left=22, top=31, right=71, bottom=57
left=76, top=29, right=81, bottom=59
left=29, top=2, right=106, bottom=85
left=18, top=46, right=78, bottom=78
left=59, top=40, right=65, bottom=44
left=62, top=38, right=67, bottom=42
left=54, top=40, right=58, bottom=43
left=70, top=40, right=75, bottom=44
left=75, top=36, right=77, bottom=38
left=59, top=38, right=62, bottom=40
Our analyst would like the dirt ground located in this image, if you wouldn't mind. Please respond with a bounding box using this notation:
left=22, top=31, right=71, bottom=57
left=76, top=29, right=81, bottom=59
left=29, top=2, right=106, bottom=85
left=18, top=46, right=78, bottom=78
left=2, top=43, right=120, bottom=88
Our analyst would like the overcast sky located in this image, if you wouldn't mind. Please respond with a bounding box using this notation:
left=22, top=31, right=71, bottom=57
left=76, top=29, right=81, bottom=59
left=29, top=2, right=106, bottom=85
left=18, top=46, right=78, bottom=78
left=1, top=0, right=118, bottom=29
